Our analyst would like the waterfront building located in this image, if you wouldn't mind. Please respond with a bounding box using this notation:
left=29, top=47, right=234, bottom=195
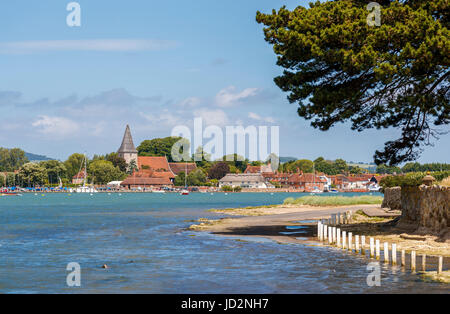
left=287, top=173, right=327, bottom=191
left=117, top=125, right=138, bottom=165
left=219, top=173, right=269, bottom=189
left=72, top=169, right=87, bottom=185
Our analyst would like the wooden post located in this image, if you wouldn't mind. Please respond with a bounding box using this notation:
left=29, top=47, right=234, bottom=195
left=317, top=222, right=322, bottom=240
left=401, top=250, right=405, bottom=267
left=323, top=224, right=327, bottom=240
left=438, top=256, right=443, bottom=275
left=328, top=227, right=332, bottom=244
left=348, top=232, right=353, bottom=251
left=375, top=240, right=380, bottom=260
left=422, top=254, right=426, bottom=272
left=411, top=251, right=416, bottom=273
left=361, top=236, right=366, bottom=255
left=333, top=227, right=337, bottom=244
left=384, top=242, right=389, bottom=263
left=370, top=237, right=375, bottom=258
left=336, top=228, right=341, bottom=248
left=392, top=244, right=397, bottom=265
left=337, top=212, right=341, bottom=225
left=342, top=231, right=347, bottom=249
left=355, top=235, right=360, bottom=253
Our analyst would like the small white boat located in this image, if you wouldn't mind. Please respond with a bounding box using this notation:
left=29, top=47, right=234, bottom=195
left=152, top=190, right=165, bottom=194
left=180, top=190, right=189, bottom=195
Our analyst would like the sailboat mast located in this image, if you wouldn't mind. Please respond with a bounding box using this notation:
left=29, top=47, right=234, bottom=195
left=185, top=162, right=187, bottom=188
left=84, top=154, right=87, bottom=187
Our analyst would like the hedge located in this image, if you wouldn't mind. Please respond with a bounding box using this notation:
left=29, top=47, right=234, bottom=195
left=379, top=171, right=450, bottom=188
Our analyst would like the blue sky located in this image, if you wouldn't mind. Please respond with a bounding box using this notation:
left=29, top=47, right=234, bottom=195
left=0, top=0, right=448, bottom=163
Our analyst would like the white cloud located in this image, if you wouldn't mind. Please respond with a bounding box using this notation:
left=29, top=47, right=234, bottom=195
left=194, top=109, right=229, bottom=126
left=32, top=115, right=79, bottom=136
left=0, top=39, right=178, bottom=54
left=139, top=111, right=183, bottom=128
left=177, top=97, right=202, bottom=107
left=215, top=86, right=260, bottom=107
left=248, top=112, right=275, bottom=123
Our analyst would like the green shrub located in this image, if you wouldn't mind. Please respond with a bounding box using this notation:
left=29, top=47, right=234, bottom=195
left=380, top=171, right=450, bottom=188
left=233, top=186, right=242, bottom=192
left=221, top=185, right=233, bottom=192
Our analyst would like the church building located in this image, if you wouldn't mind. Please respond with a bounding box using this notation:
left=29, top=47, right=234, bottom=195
left=117, top=125, right=138, bottom=165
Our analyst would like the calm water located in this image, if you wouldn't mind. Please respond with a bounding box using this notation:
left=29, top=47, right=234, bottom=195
left=0, top=192, right=448, bottom=294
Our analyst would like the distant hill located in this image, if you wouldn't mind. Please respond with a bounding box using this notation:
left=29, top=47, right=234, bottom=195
left=25, top=152, right=53, bottom=162
left=279, top=156, right=297, bottom=163
left=347, top=162, right=377, bottom=172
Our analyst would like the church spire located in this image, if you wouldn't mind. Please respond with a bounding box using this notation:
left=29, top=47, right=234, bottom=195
left=118, top=125, right=138, bottom=154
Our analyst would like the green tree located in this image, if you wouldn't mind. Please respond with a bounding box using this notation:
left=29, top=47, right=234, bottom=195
left=187, top=169, right=207, bottom=186
left=0, top=173, right=5, bottom=187
left=334, top=159, right=348, bottom=174
left=64, top=153, right=86, bottom=180
left=174, top=172, right=186, bottom=187
left=256, top=1, right=449, bottom=165
left=286, top=159, right=314, bottom=173
left=0, top=147, right=28, bottom=171
left=88, top=160, right=126, bottom=184
left=137, top=137, right=190, bottom=162
left=127, top=159, right=138, bottom=175
left=222, top=154, right=248, bottom=173
left=18, top=163, right=47, bottom=187
left=193, top=146, right=212, bottom=168
left=40, top=160, right=67, bottom=185
left=105, top=153, right=127, bottom=172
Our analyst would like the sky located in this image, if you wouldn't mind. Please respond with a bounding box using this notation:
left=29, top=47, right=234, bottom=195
left=0, top=0, right=448, bottom=163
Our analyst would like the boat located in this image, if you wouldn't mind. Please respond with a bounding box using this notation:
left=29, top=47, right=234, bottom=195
left=152, top=190, right=165, bottom=194
left=0, top=191, right=20, bottom=196
left=180, top=190, right=189, bottom=195
left=368, top=184, right=381, bottom=192
left=74, top=154, right=98, bottom=193
left=329, top=189, right=339, bottom=194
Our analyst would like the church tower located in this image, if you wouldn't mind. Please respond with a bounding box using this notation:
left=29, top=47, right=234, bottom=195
left=117, top=125, right=138, bottom=166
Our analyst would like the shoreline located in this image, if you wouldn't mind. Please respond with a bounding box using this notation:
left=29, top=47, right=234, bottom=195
left=189, top=203, right=450, bottom=283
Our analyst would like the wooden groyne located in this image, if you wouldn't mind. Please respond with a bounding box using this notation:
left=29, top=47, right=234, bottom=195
left=317, top=214, right=448, bottom=279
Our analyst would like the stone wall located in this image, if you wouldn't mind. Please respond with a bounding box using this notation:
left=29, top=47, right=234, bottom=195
left=381, top=187, right=402, bottom=210
left=399, top=185, right=449, bottom=235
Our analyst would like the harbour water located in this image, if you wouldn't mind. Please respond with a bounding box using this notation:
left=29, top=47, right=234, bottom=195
left=0, top=193, right=448, bottom=293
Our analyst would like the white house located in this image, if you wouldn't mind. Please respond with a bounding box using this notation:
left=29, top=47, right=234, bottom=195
left=219, top=173, right=269, bottom=189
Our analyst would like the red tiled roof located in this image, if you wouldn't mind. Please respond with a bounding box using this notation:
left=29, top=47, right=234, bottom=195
left=73, top=170, right=86, bottom=179
left=288, top=173, right=327, bottom=183
left=169, top=163, right=197, bottom=175
left=244, top=165, right=261, bottom=173
left=138, top=156, right=172, bottom=172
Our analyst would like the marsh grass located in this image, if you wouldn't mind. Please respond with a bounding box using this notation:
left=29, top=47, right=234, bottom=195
left=283, top=195, right=383, bottom=206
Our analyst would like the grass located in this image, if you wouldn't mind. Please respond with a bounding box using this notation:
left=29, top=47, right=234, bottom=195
left=283, top=195, right=383, bottom=206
